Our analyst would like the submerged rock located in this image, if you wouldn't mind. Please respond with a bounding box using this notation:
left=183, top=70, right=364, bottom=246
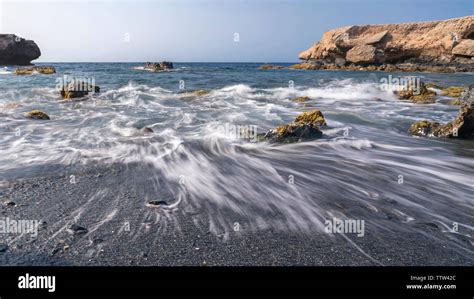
left=15, top=66, right=56, bottom=75
left=25, top=110, right=50, bottom=120
left=449, top=99, right=462, bottom=105
left=288, top=63, right=321, bottom=70
left=291, top=96, right=310, bottom=103
left=142, top=127, right=154, bottom=134
left=143, top=62, right=174, bottom=72
left=60, top=81, right=100, bottom=99
left=258, top=64, right=284, bottom=70
left=0, top=34, right=41, bottom=65
left=441, top=86, right=465, bottom=98
left=409, top=104, right=474, bottom=139
left=193, top=89, right=210, bottom=96
left=425, top=83, right=445, bottom=90
left=2, top=102, right=23, bottom=109
left=409, top=120, right=441, bottom=137
left=259, top=110, right=326, bottom=143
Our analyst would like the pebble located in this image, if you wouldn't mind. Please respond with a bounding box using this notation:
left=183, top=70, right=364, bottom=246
left=146, top=200, right=168, bottom=207
left=5, top=201, right=16, bottom=207
left=0, top=244, right=8, bottom=253
left=68, top=224, right=88, bottom=235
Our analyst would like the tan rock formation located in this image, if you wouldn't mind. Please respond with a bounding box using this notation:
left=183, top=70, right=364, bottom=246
left=299, top=16, right=474, bottom=72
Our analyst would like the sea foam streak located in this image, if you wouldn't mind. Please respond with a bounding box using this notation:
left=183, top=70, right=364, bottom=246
left=1, top=77, right=473, bottom=260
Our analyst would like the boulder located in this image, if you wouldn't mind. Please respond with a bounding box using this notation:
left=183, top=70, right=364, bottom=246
left=142, top=127, right=154, bottom=133
left=143, top=62, right=174, bottom=72
left=409, top=104, right=474, bottom=139
left=452, top=40, right=474, bottom=57
left=259, top=110, right=326, bottom=143
left=0, top=34, right=41, bottom=65
left=294, top=109, right=327, bottom=126
left=60, top=81, right=100, bottom=99
left=409, top=120, right=440, bottom=137
left=346, top=44, right=379, bottom=64
left=261, top=123, right=323, bottom=143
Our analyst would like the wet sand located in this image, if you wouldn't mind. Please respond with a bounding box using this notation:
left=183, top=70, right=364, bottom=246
left=0, top=162, right=472, bottom=266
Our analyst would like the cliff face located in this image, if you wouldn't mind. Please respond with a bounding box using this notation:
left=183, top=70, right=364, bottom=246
left=0, top=34, right=41, bottom=65
left=299, top=16, right=474, bottom=70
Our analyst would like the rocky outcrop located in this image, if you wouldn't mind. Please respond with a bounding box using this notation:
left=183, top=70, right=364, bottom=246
left=15, top=66, right=56, bottom=75
left=409, top=103, right=474, bottom=139
left=0, top=34, right=41, bottom=65
left=259, top=64, right=284, bottom=70
left=395, top=81, right=436, bottom=104
left=143, top=62, right=174, bottom=72
left=60, top=81, right=100, bottom=99
left=291, top=96, right=310, bottom=103
left=259, top=110, right=326, bottom=143
left=299, top=16, right=474, bottom=72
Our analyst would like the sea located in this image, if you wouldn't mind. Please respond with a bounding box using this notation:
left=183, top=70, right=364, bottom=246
left=0, top=62, right=473, bottom=257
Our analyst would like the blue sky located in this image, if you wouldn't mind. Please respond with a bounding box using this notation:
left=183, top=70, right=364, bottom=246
left=1, top=0, right=472, bottom=62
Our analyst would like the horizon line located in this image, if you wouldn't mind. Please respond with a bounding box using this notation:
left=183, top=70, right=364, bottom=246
left=32, top=61, right=301, bottom=64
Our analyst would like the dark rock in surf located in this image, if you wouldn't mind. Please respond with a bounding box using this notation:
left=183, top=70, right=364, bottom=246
left=259, top=110, right=326, bottom=143
left=291, top=96, right=310, bottom=103
left=143, top=62, right=174, bottom=72
left=68, top=224, right=88, bottom=235
left=142, top=127, right=154, bottom=133
left=409, top=104, right=474, bottom=139
left=25, top=110, right=50, bottom=120
left=0, top=34, right=41, bottom=65
left=60, top=81, right=100, bottom=99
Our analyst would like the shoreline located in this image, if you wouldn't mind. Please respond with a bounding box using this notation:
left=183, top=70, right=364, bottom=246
left=1, top=162, right=472, bottom=266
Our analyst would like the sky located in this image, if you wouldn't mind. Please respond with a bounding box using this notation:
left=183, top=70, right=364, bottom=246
left=1, top=0, right=473, bottom=62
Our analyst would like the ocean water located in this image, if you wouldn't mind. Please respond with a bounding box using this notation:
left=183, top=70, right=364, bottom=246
left=0, top=63, right=473, bottom=259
